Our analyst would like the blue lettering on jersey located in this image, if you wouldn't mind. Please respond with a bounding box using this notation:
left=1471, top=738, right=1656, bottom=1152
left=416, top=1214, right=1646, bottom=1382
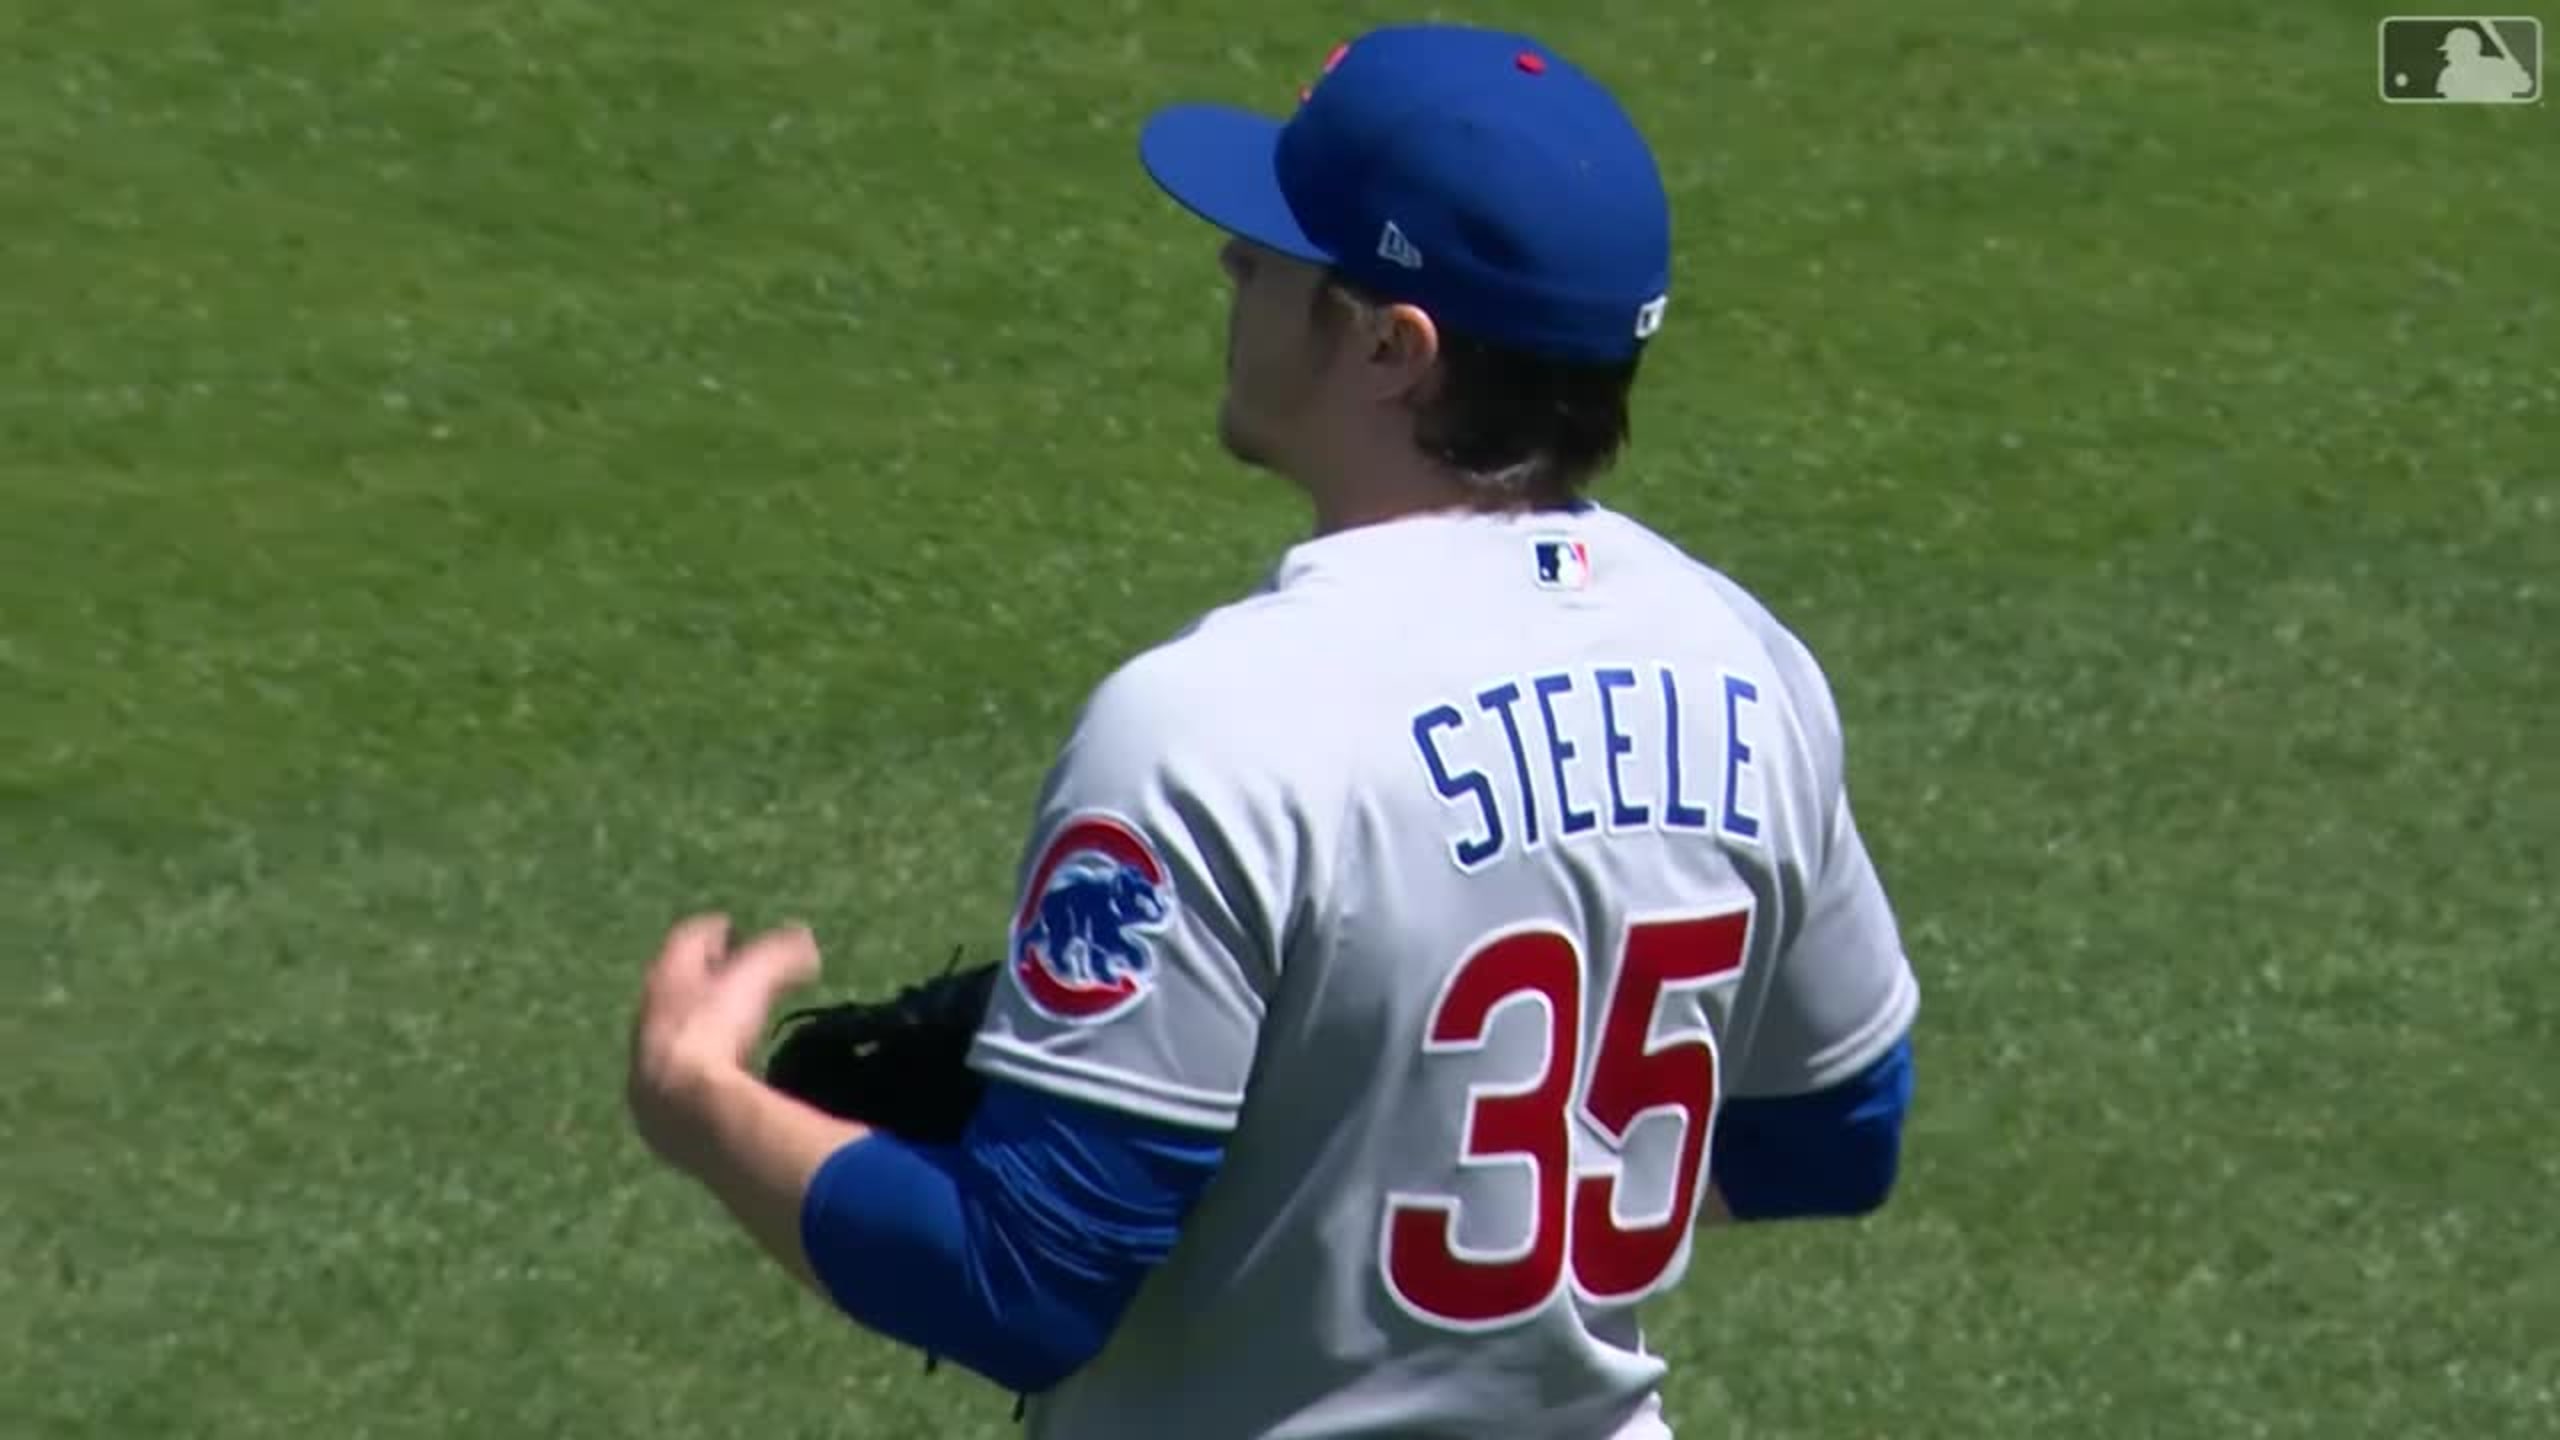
left=1593, top=666, right=1648, bottom=829
left=1531, top=671, right=1598, bottom=838
left=1412, top=705, right=1505, bottom=871
left=1721, top=671, right=1763, bottom=842
left=1661, top=665, right=1710, bottom=831
left=1410, top=662, right=1764, bottom=869
left=1475, top=680, right=1542, bottom=849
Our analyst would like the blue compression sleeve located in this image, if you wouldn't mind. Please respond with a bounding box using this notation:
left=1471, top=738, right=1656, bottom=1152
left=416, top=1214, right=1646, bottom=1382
left=1712, top=1033, right=1914, bottom=1222
left=798, top=1080, right=1226, bottom=1393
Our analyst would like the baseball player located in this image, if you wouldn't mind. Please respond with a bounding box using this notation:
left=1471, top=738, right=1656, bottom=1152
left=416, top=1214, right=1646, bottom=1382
left=625, top=22, right=1919, bottom=1439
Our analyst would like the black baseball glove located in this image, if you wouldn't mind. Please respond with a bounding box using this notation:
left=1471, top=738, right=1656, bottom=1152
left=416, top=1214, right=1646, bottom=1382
left=760, top=946, right=1001, bottom=1143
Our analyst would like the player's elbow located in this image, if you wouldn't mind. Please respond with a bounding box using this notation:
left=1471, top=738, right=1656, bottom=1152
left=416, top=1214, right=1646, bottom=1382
left=1715, top=1128, right=1902, bottom=1222
left=1811, top=1102, right=1911, bottom=1220
left=1820, top=1135, right=1903, bottom=1218
left=793, top=1122, right=1152, bottom=1397
left=947, top=1083, right=1228, bottom=1393
left=967, top=1296, right=1114, bottom=1394
left=1713, top=1035, right=1913, bottom=1223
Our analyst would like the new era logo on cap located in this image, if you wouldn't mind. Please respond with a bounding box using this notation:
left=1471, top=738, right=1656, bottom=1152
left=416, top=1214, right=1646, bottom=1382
left=1376, top=220, right=1423, bottom=269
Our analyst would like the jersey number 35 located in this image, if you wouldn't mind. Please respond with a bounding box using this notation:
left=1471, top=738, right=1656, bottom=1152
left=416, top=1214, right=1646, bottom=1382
left=1380, top=905, right=1751, bottom=1331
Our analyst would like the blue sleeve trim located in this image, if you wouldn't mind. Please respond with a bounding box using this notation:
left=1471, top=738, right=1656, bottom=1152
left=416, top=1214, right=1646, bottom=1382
left=1713, top=1033, right=1914, bottom=1222
left=798, top=1081, right=1226, bottom=1393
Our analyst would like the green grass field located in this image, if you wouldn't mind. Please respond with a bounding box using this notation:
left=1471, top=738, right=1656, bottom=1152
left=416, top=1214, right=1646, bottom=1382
left=6, top=2, right=2554, bottom=1436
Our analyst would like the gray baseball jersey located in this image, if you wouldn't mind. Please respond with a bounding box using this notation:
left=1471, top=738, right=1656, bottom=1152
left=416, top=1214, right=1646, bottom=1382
left=969, top=503, right=1919, bottom=1439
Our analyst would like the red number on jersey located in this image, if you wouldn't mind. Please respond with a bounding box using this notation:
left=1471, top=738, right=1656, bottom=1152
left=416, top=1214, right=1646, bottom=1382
left=1381, top=906, right=1753, bottom=1330
left=1570, top=909, right=1752, bottom=1301
left=1381, top=929, right=1580, bottom=1327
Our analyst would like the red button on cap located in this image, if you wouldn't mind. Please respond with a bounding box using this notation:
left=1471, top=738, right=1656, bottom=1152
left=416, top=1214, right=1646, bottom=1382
left=1516, top=51, right=1547, bottom=74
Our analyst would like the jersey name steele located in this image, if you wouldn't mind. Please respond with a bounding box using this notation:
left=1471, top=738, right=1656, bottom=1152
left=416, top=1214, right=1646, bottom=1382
left=1409, top=662, right=1767, bottom=872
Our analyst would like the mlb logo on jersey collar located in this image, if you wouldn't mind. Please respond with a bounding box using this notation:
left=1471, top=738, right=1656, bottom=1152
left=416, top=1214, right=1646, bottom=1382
left=1530, top=535, right=1592, bottom=590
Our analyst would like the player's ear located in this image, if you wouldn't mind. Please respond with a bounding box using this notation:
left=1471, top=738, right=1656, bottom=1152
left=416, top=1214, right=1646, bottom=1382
left=1369, top=302, right=1439, bottom=399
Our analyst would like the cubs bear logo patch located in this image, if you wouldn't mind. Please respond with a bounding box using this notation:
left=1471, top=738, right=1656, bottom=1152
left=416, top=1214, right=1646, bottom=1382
left=1009, top=812, right=1177, bottom=1024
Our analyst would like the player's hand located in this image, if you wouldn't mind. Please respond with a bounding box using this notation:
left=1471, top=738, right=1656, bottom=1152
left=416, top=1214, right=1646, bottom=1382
left=626, top=913, right=821, bottom=1171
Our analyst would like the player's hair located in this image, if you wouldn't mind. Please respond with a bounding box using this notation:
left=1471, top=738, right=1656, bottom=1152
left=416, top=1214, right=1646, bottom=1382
left=1315, top=277, right=1644, bottom=509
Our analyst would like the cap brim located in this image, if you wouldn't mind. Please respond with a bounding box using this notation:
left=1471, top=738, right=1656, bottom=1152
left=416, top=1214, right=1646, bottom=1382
left=1139, top=104, right=1331, bottom=264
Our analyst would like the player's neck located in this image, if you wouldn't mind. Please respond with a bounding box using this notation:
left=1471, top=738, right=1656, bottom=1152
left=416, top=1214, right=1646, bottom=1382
left=1305, top=473, right=1569, bottom=538
left=1300, top=451, right=1493, bottom=539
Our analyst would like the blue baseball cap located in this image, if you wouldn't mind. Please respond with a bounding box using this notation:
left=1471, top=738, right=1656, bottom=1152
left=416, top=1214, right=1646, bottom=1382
left=1139, top=24, right=1672, bottom=365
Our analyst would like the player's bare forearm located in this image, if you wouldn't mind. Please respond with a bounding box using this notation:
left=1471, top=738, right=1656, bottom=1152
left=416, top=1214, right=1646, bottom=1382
left=624, top=918, right=876, bottom=1298
left=656, top=1064, right=873, bottom=1296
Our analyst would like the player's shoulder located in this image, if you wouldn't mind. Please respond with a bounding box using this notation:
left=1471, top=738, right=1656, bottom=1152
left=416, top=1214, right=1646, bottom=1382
left=1592, top=506, right=1848, bottom=755
left=1061, top=581, right=1352, bottom=780
left=1097, top=583, right=1322, bottom=705
left=1598, top=509, right=1837, bottom=675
